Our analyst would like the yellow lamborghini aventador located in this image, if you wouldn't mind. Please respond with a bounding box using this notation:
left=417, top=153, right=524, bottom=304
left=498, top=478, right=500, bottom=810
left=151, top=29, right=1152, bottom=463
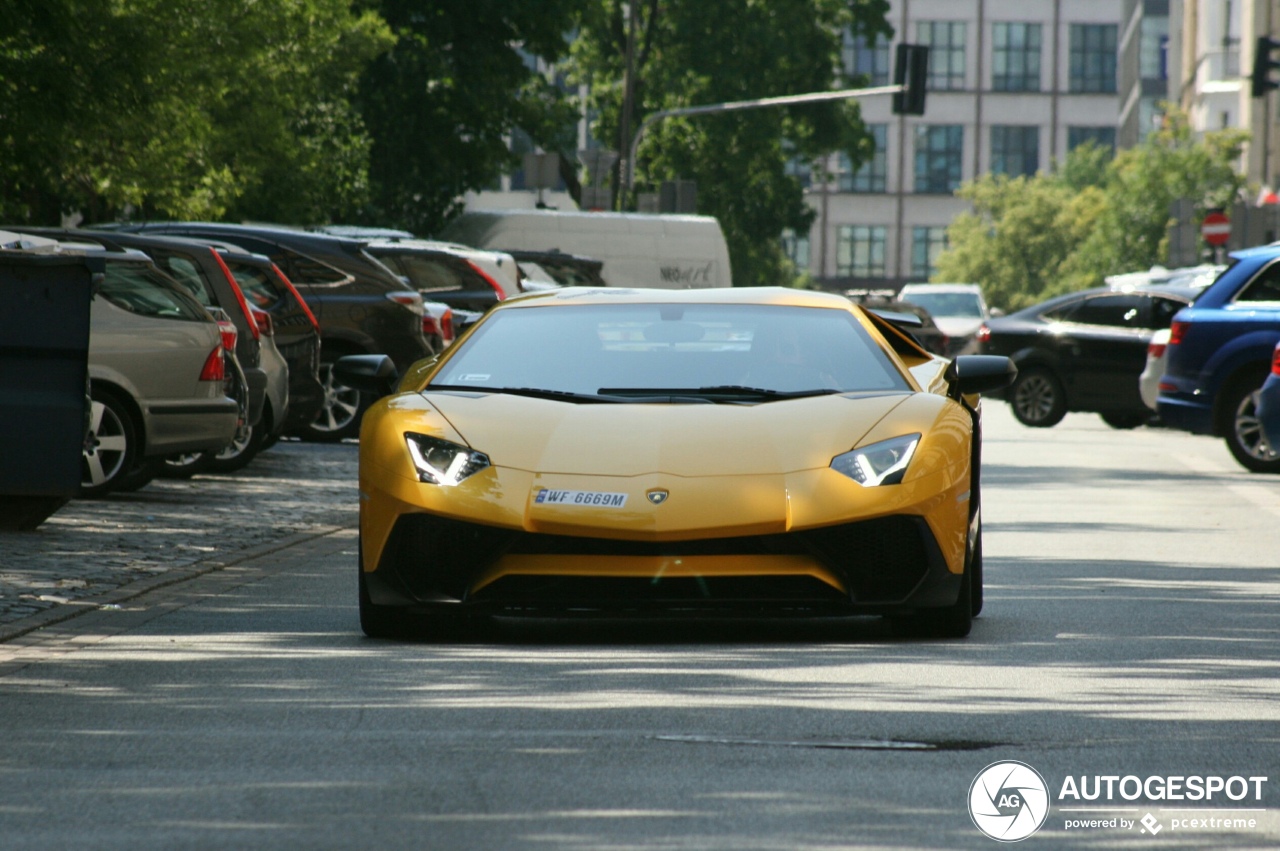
left=335, top=287, right=1015, bottom=639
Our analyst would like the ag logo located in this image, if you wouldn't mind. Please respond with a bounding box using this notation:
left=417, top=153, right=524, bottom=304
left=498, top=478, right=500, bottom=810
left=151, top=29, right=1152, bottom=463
left=646, top=489, right=669, bottom=505
left=968, top=761, right=1050, bottom=842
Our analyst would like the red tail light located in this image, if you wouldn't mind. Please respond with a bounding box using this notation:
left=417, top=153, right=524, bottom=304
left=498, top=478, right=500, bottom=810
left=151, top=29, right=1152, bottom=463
left=208, top=248, right=260, bottom=340
left=422, top=314, right=440, bottom=336
left=467, top=260, right=507, bottom=299
left=1272, top=344, right=1280, bottom=377
left=1147, top=341, right=1167, bottom=359
left=976, top=324, right=991, bottom=344
left=440, top=308, right=455, bottom=343
left=250, top=306, right=274, bottom=336
left=1169, top=320, right=1188, bottom=346
left=216, top=317, right=238, bottom=353
left=199, top=345, right=225, bottom=382
left=272, top=264, right=320, bottom=332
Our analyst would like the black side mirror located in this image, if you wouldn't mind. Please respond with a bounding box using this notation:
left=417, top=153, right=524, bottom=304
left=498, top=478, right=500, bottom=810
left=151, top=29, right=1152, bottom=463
left=946, top=355, right=1017, bottom=399
left=333, top=354, right=398, bottom=396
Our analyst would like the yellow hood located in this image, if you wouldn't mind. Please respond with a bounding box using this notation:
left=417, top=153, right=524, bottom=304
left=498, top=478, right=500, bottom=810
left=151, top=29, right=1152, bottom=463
left=423, top=391, right=911, bottom=476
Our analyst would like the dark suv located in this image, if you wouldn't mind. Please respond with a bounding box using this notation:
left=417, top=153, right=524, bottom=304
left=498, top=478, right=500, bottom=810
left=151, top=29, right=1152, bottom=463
left=113, top=223, right=431, bottom=440
left=1157, top=244, right=1280, bottom=473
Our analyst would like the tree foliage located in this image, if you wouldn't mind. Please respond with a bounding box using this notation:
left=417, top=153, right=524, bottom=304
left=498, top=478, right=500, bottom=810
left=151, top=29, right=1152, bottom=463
left=935, top=108, right=1248, bottom=312
left=351, top=0, right=589, bottom=236
left=569, top=0, right=891, bottom=287
left=0, top=0, right=391, bottom=225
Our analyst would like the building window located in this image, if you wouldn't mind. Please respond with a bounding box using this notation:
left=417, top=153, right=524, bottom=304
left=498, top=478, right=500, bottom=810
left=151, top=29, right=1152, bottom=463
left=1140, top=16, right=1171, bottom=80
left=1069, top=24, right=1117, bottom=93
left=912, top=227, right=948, bottom=279
left=914, top=125, right=964, bottom=194
left=784, top=153, right=812, bottom=190
left=1067, top=126, right=1116, bottom=153
left=992, top=23, right=1041, bottom=91
left=990, top=125, right=1039, bottom=178
left=918, top=21, right=966, bottom=90
left=844, top=31, right=890, bottom=86
left=836, top=226, right=886, bottom=278
left=782, top=229, right=811, bottom=273
left=838, top=124, right=887, bottom=193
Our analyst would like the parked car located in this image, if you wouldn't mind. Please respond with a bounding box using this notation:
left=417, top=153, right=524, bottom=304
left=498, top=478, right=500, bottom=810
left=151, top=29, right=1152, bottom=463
left=1256, top=341, right=1280, bottom=453
left=5, top=227, right=287, bottom=477
left=845, top=289, right=950, bottom=356
left=503, top=248, right=606, bottom=288
left=1, top=231, right=240, bottom=496
left=978, top=285, right=1199, bottom=428
left=108, top=223, right=432, bottom=440
left=1157, top=244, right=1280, bottom=472
left=204, top=241, right=325, bottom=438
left=897, top=283, right=991, bottom=356
left=336, top=286, right=1015, bottom=639
left=360, top=237, right=522, bottom=314
left=1132, top=268, right=1220, bottom=414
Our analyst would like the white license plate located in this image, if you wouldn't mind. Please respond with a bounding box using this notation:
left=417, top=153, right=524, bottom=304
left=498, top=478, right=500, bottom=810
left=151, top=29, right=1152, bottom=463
left=535, top=489, right=629, bottom=508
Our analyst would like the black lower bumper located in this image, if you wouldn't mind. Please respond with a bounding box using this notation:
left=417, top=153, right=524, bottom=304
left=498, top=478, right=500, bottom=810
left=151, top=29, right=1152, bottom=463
left=365, top=512, right=962, bottom=617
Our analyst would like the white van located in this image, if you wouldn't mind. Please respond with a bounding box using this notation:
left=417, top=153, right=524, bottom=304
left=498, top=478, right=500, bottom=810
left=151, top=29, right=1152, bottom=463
left=437, top=209, right=733, bottom=288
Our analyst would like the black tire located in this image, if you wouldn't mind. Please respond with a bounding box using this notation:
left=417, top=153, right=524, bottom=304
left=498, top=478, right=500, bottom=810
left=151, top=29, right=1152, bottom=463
left=1222, top=374, right=1280, bottom=474
left=970, top=526, right=984, bottom=617
left=358, top=541, right=478, bottom=640
left=299, top=357, right=368, bottom=442
left=1100, top=411, right=1149, bottom=430
left=161, top=451, right=214, bottom=478
left=358, top=566, right=416, bottom=639
left=114, top=457, right=164, bottom=493
left=1009, top=367, right=1067, bottom=428
left=202, top=416, right=269, bottom=474
left=889, top=539, right=975, bottom=639
left=80, top=388, right=138, bottom=498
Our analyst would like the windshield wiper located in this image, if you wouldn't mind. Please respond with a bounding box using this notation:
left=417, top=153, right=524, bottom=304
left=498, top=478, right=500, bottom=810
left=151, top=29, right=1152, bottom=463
left=598, top=385, right=844, bottom=401
left=427, top=384, right=623, bottom=403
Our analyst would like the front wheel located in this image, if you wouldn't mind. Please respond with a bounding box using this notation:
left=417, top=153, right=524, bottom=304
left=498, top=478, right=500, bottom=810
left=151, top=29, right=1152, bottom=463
left=80, top=389, right=138, bottom=498
left=1009, top=368, right=1067, bottom=428
left=1223, top=376, right=1280, bottom=473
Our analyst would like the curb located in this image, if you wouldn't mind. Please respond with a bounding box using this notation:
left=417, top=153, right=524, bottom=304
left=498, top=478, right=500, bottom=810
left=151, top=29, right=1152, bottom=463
left=0, top=524, right=353, bottom=645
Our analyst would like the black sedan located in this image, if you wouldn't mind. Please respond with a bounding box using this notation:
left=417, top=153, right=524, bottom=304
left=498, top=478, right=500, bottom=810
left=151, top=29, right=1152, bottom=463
left=978, top=285, right=1199, bottom=428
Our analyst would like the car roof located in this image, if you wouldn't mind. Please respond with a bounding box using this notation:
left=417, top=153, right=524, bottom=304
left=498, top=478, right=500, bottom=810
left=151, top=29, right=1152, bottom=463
left=898, top=283, right=982, bottom=294
left=500, top=286, right=856, bottom=310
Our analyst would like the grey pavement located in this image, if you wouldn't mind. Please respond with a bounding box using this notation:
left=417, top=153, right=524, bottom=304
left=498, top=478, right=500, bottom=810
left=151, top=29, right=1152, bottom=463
left=0, top=439, right=359, bottom=641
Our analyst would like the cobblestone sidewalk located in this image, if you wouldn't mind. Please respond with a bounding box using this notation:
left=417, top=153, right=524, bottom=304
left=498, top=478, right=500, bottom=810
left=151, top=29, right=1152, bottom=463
left=0, top=439, right=359, bottom=638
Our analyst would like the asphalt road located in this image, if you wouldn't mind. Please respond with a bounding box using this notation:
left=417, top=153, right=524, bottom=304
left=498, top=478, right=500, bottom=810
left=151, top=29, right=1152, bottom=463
left=0, top=405, right=1277, bottom=849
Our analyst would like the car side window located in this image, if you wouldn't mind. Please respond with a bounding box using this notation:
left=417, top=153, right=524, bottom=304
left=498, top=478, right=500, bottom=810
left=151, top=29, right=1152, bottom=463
left=1150, top=297, right=1187, bottom=329
left=1064, top=294, right=1148, bottom=328
left=387, top=254, right=480, bottom=295
left=151, top=250, right=214, bottom=307
left=227, top=263, right=284, bottom=309
left=1237, top=262, right=1280, bottom=303
left=99, top=262, right=208, bottom=321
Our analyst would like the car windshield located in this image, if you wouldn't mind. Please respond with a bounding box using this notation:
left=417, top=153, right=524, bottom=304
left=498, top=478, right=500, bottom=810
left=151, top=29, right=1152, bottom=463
left=900, top=291, right=984, bottom=318
left=427, top=302, right=910, bottom=401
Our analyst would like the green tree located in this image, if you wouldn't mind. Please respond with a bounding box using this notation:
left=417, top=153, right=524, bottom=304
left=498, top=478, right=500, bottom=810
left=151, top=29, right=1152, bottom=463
left=0, top=0, right=391, bottom=225
left=351, top=0, right=589, bottom=235
left=935, top=170, right=1106, bottom=312
left=570, top=0, right=891, bottom=287
left=936, top=108, right=1248, bottom=312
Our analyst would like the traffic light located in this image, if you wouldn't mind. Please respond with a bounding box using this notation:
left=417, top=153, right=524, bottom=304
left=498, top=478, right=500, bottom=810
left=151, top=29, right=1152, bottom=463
left=1251, top=36, right=1280, bottom=98
left=892, top=43, right=929, bottom=116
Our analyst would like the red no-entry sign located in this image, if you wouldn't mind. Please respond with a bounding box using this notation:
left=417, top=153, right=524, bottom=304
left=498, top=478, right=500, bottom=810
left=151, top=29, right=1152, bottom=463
left=1201, top=211, right=1231, bottom=246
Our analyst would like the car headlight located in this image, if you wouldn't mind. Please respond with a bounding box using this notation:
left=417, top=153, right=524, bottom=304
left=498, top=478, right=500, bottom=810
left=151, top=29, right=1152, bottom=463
left=405, top=433, right=490, bottom=485
left=831, top=434, right=920, bottom=487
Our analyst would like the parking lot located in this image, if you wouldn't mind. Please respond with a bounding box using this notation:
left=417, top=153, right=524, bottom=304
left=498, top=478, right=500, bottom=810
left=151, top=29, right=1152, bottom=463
left=0, top=439, right=357, bottom=638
